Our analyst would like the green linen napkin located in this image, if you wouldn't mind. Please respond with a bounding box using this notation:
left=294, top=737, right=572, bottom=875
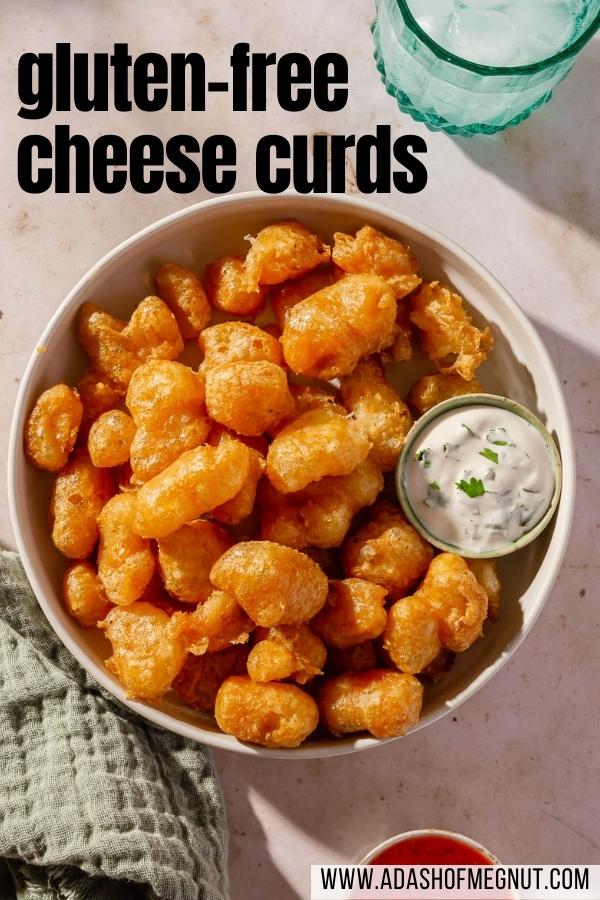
left=0, top=551, right=228, bottom=900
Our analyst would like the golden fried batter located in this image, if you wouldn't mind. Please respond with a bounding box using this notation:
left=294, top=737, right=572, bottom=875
left=342, top=502, right=433, bottom=599
left=172, top=646, right=250, bottom=712
left=78, top=297, right=183, bottom=388
left=50, top=447, right=114, bottom=559
left=312, top=578, right=387, bottom=649
left=205, top=361, right=294, bottom=437
left=318, top=670, right=423, bottom=738
left=409, top=372, right=484, bottom=415
left=259, top=457, right=384, bottom=550
left=181, top=590, right=254, bottom=654
left=97, top=492, right=155, bottom=606
left=340, top=358, right=413, bottom=471
left=101, top=602, right=188, bottom=700
left=271, top=267, right=334, bottom=330
left=25, top=384, right=82, bottom=472
left=204, top=256, right=267, bottom=317
left=157, top=521, right=233, bottom=604
left=62, top=561, right=112, bottom=628
left=210, top=541, right=328, bottom=626
left=244, top=221, right=330, bottom=288
left=281, top=274, right=397, bottom=380
left=155, top=261, right=211, bottom=339
left=332, top=225, right=421, bottom=299
left=247, top=625, right=326, bottom=684
left=133, top=437, right=251, bottom=539
left=215, top=675, right=319, bottom=748
left=126, top=360, right=210, bottom=483
left=383, top=553, right=489, bottom=674
left=266, top=408, right=371, bottom=494
left=410, top=282, right=493, bottom=380
left=88, top=410, right=135, bottom=468
left=467, top=558, right=501, bottom=622
left=200, top=321, right=284, bottom=369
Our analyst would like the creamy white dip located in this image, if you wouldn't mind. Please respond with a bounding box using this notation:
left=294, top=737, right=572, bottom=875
left=403, top=405, right=556, bottom=554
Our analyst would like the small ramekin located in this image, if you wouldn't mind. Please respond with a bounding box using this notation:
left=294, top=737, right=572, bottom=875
left=359, top=828, right=500, bottom=864
left=395, top=393, right=562, bottom=559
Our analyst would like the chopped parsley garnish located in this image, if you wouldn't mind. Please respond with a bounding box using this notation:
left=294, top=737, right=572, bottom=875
left=456, top=477, right=486, bottom=499
left=461, top=423, right=478, bottom=437
left=424, top=481, right=447, bottom=509
left=415, top=448, right=431, bottom=468
left=491, top=439, right=509, bottom=446
left=479, top=448, right=499, bottom=464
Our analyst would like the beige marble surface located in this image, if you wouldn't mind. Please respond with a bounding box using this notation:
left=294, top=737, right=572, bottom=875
left=2, top=2, right=600, bottom=898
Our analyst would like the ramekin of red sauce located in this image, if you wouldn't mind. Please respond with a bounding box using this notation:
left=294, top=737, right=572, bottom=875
left=360, top=829, right=499, bottom=866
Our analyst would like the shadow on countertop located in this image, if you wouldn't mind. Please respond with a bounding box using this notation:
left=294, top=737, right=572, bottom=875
left=215, top=324, right=600, bottom=898
left=450, top=40, right=600, bottom=243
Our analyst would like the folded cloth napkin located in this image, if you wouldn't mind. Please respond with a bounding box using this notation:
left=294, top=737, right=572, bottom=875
left=0, top=551, right=228, bottom=900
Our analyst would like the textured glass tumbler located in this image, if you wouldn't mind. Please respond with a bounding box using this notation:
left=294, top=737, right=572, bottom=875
left=373, top=0, right=600, bottom=136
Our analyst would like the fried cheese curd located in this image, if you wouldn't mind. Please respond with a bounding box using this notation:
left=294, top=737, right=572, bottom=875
left=409, top=373, right=484, bottom=416
left=270, top=266, right=334, bottom=330
left=210, top=541, right=328, bottom=627
left=25, top=384, right=83, bottom=472
left=327, top=641, right=378, bottom=675
left=62, top=561, right=112, bottom=628
left=205, top=361, right=293, bottom=437
left=76, top=367, right=124, bottom=438
left=268, top=383, right=346, bottom=438
left=133, top=436, right=251, bottom=539
left=200, top=321, right=284, bottom=369
left=100, top=601, right=189, bottom=700
left=247, top=625, right=327, bottom=685
left=50, top=447, right=114, bottom=559
left=87, top=410, right=136, bottom=468
left=157, top=521, right=233, bottom=604
left=410, top=282, right=493, bottom=381
left=318, top=670, right=423, bottom=739
left=312, top=579, right=387, bottom=649
left=340, top=358, right=413, bottom=472
left=78, top=297, right=184, bottom=389
left=259, top=457, right=384, bottom=550
left=126, top=360, right=211, bottom=483
left=214, top=675, right=319, bottom=748
left=200, top=322, right=293, bottom=436
left=155, top=261, right=211, bottom=339
left=383, top=303, right=413, bottom=364
left=281, top=274, right=397, bottom=379
left=342, top=502, right=433, bottom=599
left=172, top=645, right=250, bottom=712
left=181, top=590, right=253, bottom=655
left=467, top=558, right=501, bottom=622
left=332, top=225, right=422, bottom=299
left=97, top=492, right=155, bottom=606
left=204, top=255, right=267, bottom=317
left=266, top=408, right=371, bottom=494
left=383, top=553, right=489, bottom=675
left=244, top=221, right=331, bottom=288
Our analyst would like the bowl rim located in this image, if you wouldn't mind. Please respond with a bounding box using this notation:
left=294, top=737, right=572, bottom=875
left=395, top=392, right=563, bottom=559
left=359, top=828, right=500, bottom=864
left=7, top=190, right=576, bottom=758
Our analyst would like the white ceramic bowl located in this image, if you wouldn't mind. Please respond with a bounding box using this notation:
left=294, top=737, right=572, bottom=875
left=8, top=192, right=575, bottom=758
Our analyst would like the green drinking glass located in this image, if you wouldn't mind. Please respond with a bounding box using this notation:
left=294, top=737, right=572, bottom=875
left=372, top=0, right=600, bottom=136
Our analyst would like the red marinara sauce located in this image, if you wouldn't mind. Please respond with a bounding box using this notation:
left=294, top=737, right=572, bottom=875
left=370, top=835, right=493, bottom=866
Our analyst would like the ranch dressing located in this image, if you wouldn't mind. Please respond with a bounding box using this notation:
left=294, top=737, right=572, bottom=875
left=404, top=405, right=556, bottom=554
